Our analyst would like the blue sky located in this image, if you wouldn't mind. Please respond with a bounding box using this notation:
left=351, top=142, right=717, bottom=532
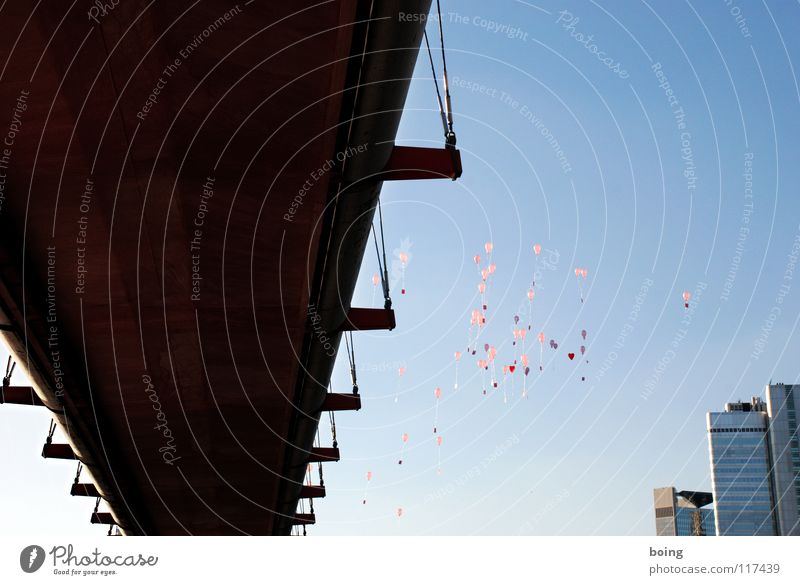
left=2, top=0, right=800, bottom=536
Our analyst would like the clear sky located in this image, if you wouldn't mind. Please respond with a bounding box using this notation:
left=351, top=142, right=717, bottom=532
left=2, top=0, right=800, bottom=536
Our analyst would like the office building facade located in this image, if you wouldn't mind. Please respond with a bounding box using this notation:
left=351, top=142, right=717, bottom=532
left=707, top=397, right=778, bottom=535
left=765, top=384, right=800, bottom=535
left=654, top=487, right=715, bottom=536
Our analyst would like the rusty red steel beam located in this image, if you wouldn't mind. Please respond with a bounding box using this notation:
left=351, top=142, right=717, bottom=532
left=91, top=512, right=115, bottom=525
left=339, top=308, right=396, bottom=332
left=293, top=513, right=316, bottom=526
left=299, top=485, right=326, bottom=499
left=0, top=385, right=44, bottom=406
left=71, top=483, right=101, bottom=498
left=307, top=447, right=339, bottom=463
left=320, top=393, right=361, bottom=412
left=42, top=443, right=77, bottom=460
left=380, top=146, right=463, bottom=181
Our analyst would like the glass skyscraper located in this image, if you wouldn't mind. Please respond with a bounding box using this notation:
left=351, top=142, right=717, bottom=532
left=654, top=487, right=715, bottom=536
left=706, top=397, right=778, bottom=536
left=765, top=384, right=800, bottom=535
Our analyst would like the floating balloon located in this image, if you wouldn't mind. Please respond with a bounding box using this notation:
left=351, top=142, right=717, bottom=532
left=580, top=345, right=586, bottom=355
left=398, top=252, right=409, bottom=295
left=568, top=353, right=575, bottom=360
left=362, top=471, right=373, bottom=504
left=485, top=242, right=493, bottom=254
left=454, top=351, right=462, bottom=361
left=478, top=282, right=486, bottom=294
left=397, top=507, right=403, bottom=518
left=437, top=435, right=443, bottom=447
left=481, top=269, right=489, bottom=281
left=487, top=346, right=497, bottom=361
left=533, top=243, right=542, bottom=255
left=527, top=289, right=535, bottom=301
left=514, top=315, right=520, bottom=324
left=372, top=274, right=379, bottom=286
left=521, top=354, right=529, bottom=367
left=433, top=387, right=442, bottom=433
left=581, top=329, right=587, bottom=340
left=394, top=366, right=406, bottom=403
left=473, top=254, right=481, bottom=264
left=683, top=290, right=691, bottom=308
left=575, top=267, right=587, bottom=302
left=398, top=432, right=409, bottom=464
left=538, top=332, right=545, bottom=371
left=488, top=263, right=496, bottom=274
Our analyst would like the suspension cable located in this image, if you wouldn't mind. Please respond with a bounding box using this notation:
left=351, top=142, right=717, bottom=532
left=435, top=0, right=456, bottom=146
left=371, top=227, right=390, bottom=310
left=423, top=30, right=448, bottom=138
left=344, top=332, right=358, bottom=395
left=376, top=200, right=391, bottom=309
left=328, top=410, right=338, bottom=449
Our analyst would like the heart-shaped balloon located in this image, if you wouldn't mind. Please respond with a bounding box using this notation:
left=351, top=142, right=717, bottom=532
left=568, top=353, right=575, bottom=360
left=509, top=365, right=516, bottom=373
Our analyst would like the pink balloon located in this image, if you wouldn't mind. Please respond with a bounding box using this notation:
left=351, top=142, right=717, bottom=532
left=533, top=243, right=542, bottom=255
left=481, top=269, right=489, bottom=281
left=372, top=274, right=379, bottom=286
left=485, top=242, right=493, bottom=254
left=434, top=387, right=442, bottom=399
left=488, top=263, right=496, bottom=274
left=454, top=351, right=462, bottom=361
left=399, top=252, right=409, bottom=265
left=521, top=354, right=529, bottom=367
left=527, top=289, right=535, bottom=301
left=401, top=433, right=409, bottom=443
left=366, top=471, right=373, bottom=481
left=478, top=282, right=486, bottom=294
left=473, top=254, right=481, bottom=264
left=398, top=367, right=406, bottom=377
left=538, top=332, right=545, bottom=344
left=437, top=436, right=443, bottom=446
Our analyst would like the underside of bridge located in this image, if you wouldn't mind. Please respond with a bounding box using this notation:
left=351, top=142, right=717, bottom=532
left=0, top=0, right=458, bottom=534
